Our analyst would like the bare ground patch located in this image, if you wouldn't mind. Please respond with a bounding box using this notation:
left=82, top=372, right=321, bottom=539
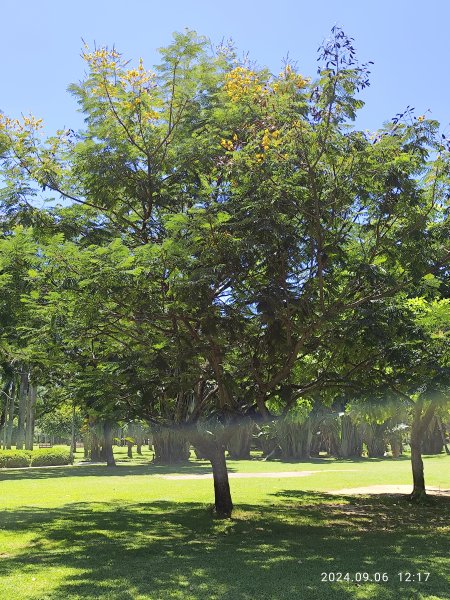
left=159, top=469, right=359, bottom=480
left=328, top=484, right=450, bottom=496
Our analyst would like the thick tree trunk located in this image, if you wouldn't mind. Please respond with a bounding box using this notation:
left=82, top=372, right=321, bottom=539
left=153, top=428, right=190, bottom=463
left=276, top=419, right=312, bottom=459
left=90, top=431, right=101, bottom=461
left=103, top=421, right=116, bottom=467
left=339, top=416, right=363, bottom=458
left=210, top=445, right=233, bottom=518
left=421, top=417, right=444, bottom=454
left=227, top=421, right=254, bottom=459
left=127, top=440, right=133, bottom=458
left=363, top=422, right=386, bottom=458
left=16, top=370, right=28, bottom=450
left=25, top=383, right=37, bottom=450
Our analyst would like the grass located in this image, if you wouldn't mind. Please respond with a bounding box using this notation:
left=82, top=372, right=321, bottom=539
left=0, top=452, right=449, bottom=599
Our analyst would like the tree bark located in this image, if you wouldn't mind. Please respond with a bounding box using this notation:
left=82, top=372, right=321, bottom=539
left=127, top=440, right=133, bottom=458
left=5, top=380, right=15, bottom=449
left=103, top=421, right=116, bottom=467
left=210, top=445, right=233, bottom=518
left=25, top=382, right=37, bottom=450
left=191, top=431, right=234, bottom=518
left=153, top=427, right=190, bottom=463
left=16, top=370, right=28, bottom=450
left=409, top=401, right=436, bottom=502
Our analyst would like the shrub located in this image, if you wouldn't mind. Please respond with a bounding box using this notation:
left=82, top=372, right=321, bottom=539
left=0, top=450, right=31, bottom=468
left=30, top=448, right=72, bottom=467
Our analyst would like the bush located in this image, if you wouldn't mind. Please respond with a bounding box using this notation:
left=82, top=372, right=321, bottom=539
left=0, top=448, right=72, bottom=468
left=0, top=450, right=32, bottom=468
left=30, top=448, right=72, bottom=467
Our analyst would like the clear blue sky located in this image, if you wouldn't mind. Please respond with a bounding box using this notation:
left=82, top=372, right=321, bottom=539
left=2, top=0, right=449, bottom=135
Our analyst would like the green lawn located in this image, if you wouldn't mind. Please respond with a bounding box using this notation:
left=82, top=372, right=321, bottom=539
left=0, top=453, right=449, bottom=599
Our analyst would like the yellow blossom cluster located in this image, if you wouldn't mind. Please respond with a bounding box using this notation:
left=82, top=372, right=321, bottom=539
left=82, top=46, right=120, bottom=70
left=143, top=109, right=159, bottom=120
left=224, top=67, right=264, bottom=102
left=220, top=133, right=238, bottom=151
left=120, top=59, right=155, bottom=87
left=261, top=128, right=281, bottom=151
left=272, top=65, right=309, bottom=92
left=0, top=113, right=43, bottom=132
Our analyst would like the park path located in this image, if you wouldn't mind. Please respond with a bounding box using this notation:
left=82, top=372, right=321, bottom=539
left=328, top=484, right=450, bottom=496
left=159, top=469, right=359, bottom=480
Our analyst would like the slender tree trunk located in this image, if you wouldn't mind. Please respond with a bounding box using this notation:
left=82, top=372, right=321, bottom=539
left=5, top=380, right=15, bottom=449
left=103, top=421, right=116, bottom=467
left=191, top=431, right=234, bottom=518
left=409, top=401, right=436, bottom=502
left=210, top=445, right=233, bottom=518
left=16, top=370, right=28, bottom=450
left=71, top=404, right=77, bottom=455
left=437, top=418, right=450, bottom=455
left=25, top=382, right=37, bottom=450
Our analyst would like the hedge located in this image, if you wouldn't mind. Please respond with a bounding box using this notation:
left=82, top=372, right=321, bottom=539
left=31, top=448, right=71, bottom=466
left=0, top=450, right=31, bottom=468
left=0, top=448, right=72, bottom=468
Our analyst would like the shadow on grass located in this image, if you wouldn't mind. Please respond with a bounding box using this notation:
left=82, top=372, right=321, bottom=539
left=0, top=492, right=449, bottom=599
left=260, top=455, right=412, bottom=465
left=0, top=460, right=228, bottom=482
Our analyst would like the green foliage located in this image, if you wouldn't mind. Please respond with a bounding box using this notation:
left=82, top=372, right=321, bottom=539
left=0, top=448, right=71, bottom=468
left=0, top=450, right=31, bottom=468
left=30, top=447, right=72, bottom=467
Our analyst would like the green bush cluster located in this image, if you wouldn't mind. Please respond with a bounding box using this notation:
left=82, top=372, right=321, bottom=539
left=31, top=448, right=71, bottom=466
left=0, top=448, right=72, bottom=468
left=0, top=450, right=31, bottom=468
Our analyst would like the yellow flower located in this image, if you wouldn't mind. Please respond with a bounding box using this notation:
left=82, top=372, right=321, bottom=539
left=417, top=115, right=425, bottom=122
left=220, top=138, right=234, bottom=151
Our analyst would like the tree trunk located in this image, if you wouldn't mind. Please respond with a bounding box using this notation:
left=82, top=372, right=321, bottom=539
left=90, top=431, right=101, bottom=461
left=103, top=421, right=116, bottom=467
left=16, top=370, right=28, bottom=450
left=340, top=416, right=363, bottom=458
left=362, top=422, right=386, bottom=458
left=276, top=419, right=312, bottom=459
left=422, top=417, right=444, bottom=454
left=191, top=432, right=234, bottom=518
left=227, top=421, right=254, bottom=459
left=25, top=382, right=37, bottom=450
left=71, top=404, right=77, bottom=456
left=409, top=401, right=436, bottom=502
left=210, top=445, right=233, bottom=518
left=410, top=436, right=427, bottom=502
left=127, top=440, right=133, bottom=458
left=153, top=427, right=190, bottom=463
left=5, top=380, right=15, bottom=449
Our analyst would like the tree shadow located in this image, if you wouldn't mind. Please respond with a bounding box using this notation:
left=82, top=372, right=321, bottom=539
left=0, top=492, right=448, bottom=599
left=0, top=460, right=234, bottom=482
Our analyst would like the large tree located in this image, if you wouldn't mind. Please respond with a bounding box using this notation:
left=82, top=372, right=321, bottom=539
left=1, top=28, right=449, bottom=516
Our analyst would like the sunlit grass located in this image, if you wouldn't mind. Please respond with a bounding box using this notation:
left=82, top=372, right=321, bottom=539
left=0, top=454, right=448, bottom=599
